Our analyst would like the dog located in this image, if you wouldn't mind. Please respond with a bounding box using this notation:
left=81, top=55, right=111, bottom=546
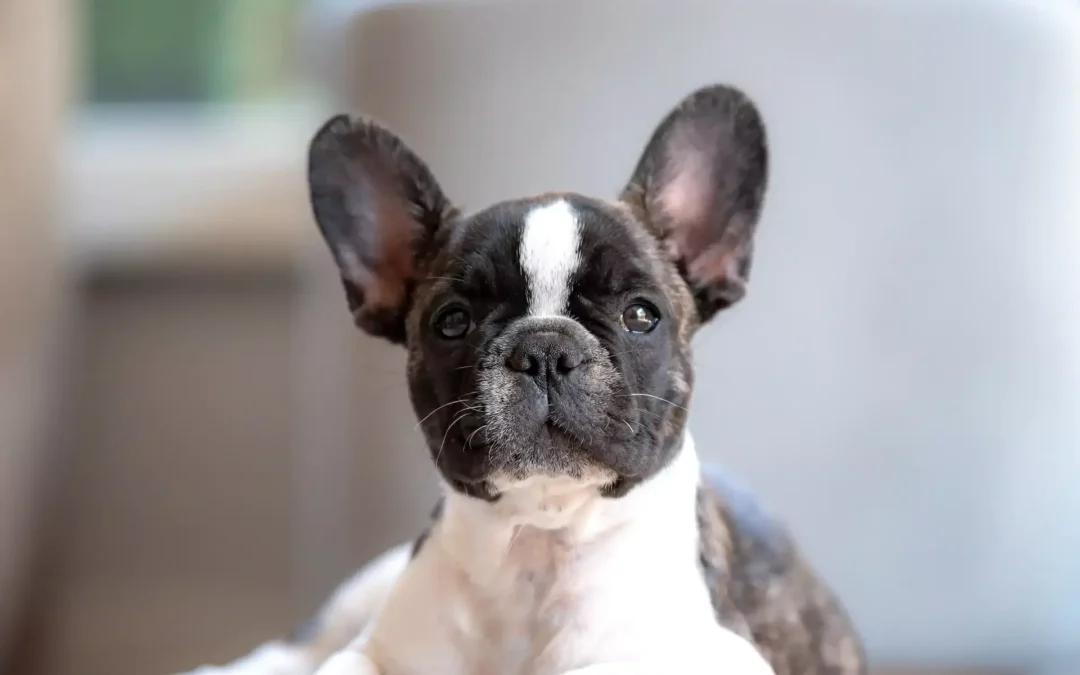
left=181, top=84, right=866, bottom=675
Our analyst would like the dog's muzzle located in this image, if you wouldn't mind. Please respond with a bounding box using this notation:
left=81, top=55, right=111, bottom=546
left=478, top=317, right=624, bottom=474
left=504, top=325, right=589, bottom=418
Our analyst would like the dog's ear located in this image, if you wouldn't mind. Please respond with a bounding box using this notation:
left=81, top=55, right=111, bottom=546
left=621, top=85, right=768, bottom=324
left=308, top=116, right=456, bottom=343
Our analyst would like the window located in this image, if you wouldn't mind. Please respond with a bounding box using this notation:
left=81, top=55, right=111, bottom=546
left=83, top=0, right=305, bottom=106
left=71, top=0, right=327, bottom=265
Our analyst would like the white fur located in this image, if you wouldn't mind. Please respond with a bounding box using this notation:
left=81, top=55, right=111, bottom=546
left=178, top=436, right=774, bottom=675
left=316, top=651, right=380, bottom=675
left=520, top=199, right=582, bottom=317
left=321, top=434, right=774, bottom=675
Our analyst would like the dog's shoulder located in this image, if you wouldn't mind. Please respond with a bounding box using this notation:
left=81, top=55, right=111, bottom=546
left=699, top=464, right=794, bottom=572
left=695, top=465, right=792, bottom=636
left=697, top=465, right=867, bottom=675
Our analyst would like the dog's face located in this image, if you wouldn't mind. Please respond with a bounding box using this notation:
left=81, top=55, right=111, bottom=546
left=308, top=85, right=768, bottom=500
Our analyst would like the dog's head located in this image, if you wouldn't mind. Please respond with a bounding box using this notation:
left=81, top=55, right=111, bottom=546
left=308, top=85, right=767, bottom=501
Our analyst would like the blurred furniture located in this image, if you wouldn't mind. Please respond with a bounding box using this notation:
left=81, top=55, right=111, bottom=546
left=300, top=0, right=1080, bottom=673
left=0, top=0, right=72, bottom=667
left=25, top=107, right=325, bottom=675
left=7, top=13, right=327, bottom=675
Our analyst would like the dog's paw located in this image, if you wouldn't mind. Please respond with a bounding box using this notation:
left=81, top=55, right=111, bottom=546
left=312, top=650, right=380, bottom=675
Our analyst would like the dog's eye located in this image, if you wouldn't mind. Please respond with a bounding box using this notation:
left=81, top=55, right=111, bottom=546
left=434, top=306, right=473, bottom=340
left=620, top=303, right=660, bottom=334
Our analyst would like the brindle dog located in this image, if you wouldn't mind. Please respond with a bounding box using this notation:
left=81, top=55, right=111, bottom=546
left=180, top=84, right=866, bottom=675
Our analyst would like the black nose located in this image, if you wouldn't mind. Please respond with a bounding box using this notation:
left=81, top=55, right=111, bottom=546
left=505, top=330, right=586, bottom=381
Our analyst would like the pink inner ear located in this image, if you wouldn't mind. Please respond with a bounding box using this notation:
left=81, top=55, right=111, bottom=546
left=366, top=195, right=418, bottom=311
left=688, top=238, right=740, bottom=286
left=658, top=156, right=711, bottom=227
left=654, top=127, right=718, bottom=261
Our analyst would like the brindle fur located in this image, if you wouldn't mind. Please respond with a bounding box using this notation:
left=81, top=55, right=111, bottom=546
left=697, top=479, right=867, bottom=675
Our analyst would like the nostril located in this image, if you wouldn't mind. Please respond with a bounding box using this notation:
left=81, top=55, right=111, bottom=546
left=507, top=332, right=586, bottom=379
left=506, top=352, right=541, bottom=376
left=556, top=351, right=585, bottom=373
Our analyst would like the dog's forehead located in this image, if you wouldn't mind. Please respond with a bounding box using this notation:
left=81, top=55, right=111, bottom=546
left=444, top=194, right=655, bottom=286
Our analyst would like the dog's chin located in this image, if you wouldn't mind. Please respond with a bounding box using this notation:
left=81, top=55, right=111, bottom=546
left=485, top=466, right=619, bottom=529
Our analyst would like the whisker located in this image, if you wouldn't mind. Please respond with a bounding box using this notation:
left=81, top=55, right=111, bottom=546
left=435, top=411, right=471, bottom=466
left=635, top=408, right=667, bottom=422
left=619, top=393, right=687, bottom=411
left=468, top=344, right=489, bottom=357
left=486, top=434, right=512, bottom=467
left=414, top=395, right=477, bottom=429
left=466, top=424, right=488, bottom=449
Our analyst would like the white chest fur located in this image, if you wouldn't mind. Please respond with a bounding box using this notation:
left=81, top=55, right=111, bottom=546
left=354, top=435, right=774, bottom=675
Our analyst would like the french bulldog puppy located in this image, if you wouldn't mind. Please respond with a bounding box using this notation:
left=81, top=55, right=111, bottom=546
left=182, top=84, right=865, bottom=675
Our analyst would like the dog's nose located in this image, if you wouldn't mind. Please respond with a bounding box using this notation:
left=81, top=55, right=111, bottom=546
left=505, top=330, right=586, bottom=380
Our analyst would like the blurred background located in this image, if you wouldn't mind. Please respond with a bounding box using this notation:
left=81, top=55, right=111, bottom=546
left=1, top=1, right=1078, bottom=674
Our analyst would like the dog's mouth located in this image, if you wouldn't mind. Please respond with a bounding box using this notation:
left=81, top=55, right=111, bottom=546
left=425, top=342, right=642, bottom=496
left=428, top=393, right=660, bottom=503
left=494, top=409, right=634, bottom=470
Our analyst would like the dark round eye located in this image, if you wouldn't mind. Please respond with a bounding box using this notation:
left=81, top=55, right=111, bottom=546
left=620, top=303, right=660, bottom=334
left=434, top=306, right=473, bottom=340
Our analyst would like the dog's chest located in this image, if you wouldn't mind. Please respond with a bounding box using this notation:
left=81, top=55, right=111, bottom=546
left=367, top=522, right=710, bottom=675
left=364, top=445, right=726, bottom=675
left=392, top=527, right=599, bottom=675
left=450, top=528, right=582, bottom=675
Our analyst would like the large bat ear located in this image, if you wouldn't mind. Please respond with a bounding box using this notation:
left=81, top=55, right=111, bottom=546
left=621, top=85, right=769, bottom=324
left=308, top=116, right=457, bottom=343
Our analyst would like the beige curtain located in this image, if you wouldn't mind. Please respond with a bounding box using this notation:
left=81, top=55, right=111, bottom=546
left=0, top=0, right=72, bottom=664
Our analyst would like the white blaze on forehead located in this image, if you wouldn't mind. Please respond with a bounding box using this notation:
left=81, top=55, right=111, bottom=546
left=520, top=199, right=582, bottom=316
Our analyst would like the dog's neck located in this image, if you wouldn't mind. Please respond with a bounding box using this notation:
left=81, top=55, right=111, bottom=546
left=433, top=433, right=702, bottom=586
